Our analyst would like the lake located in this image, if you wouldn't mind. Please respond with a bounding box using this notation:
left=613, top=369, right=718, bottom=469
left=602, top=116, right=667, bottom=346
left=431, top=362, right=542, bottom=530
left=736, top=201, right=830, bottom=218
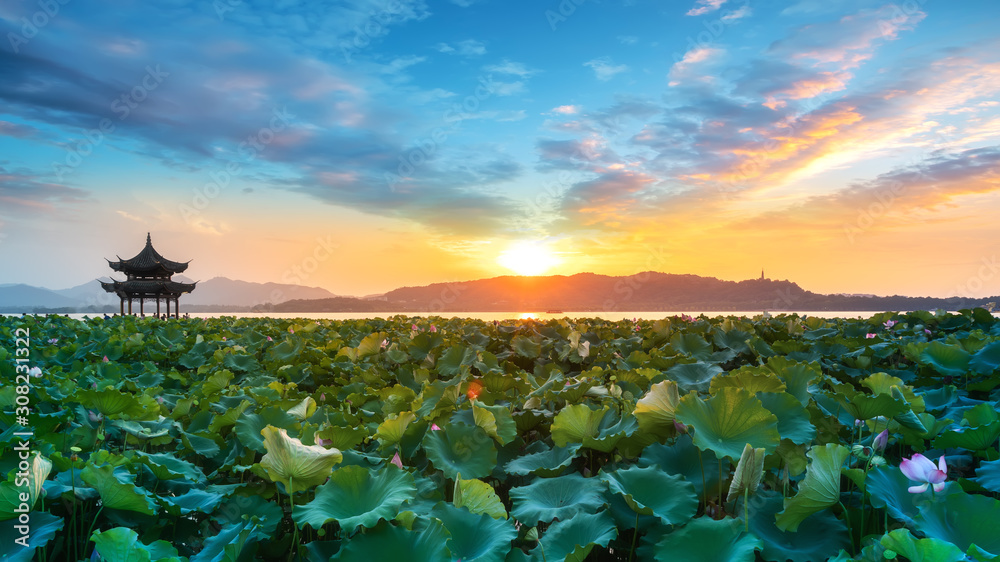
left=47, top=310, right=929, bottom=322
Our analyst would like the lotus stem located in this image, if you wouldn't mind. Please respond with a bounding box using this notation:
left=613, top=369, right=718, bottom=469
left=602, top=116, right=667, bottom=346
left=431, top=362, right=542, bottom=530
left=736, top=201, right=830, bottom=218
left=744, top=487, right=749, bottom=532
left=628, top=511, right=639, bottom=562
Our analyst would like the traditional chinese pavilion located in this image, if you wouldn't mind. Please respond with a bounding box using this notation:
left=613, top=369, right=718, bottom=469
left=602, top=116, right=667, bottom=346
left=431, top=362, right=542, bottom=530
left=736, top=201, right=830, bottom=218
left=100, top=233, right=197, bottom=317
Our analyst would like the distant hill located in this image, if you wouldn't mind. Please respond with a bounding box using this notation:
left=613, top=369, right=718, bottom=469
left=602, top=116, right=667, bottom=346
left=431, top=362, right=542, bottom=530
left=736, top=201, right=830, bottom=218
left=272, top=272, right=999, bottom=313
left=0, top=284, right=79, bottom=309
left=0, top=276, right=339, bottom=312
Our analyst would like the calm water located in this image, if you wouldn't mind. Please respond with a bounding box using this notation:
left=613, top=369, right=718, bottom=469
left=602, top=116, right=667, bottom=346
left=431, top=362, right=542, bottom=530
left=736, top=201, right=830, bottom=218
left=54, top=310, right=900, bottom=322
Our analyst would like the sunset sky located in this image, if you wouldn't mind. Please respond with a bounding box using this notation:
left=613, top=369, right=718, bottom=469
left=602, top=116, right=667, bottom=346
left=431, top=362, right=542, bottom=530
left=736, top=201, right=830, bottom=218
left=2, top=0, right=999, bottom=299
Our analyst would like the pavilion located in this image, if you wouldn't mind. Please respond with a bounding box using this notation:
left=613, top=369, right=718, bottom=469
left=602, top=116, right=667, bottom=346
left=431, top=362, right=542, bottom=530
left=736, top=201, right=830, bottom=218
left=100, top=233, right=197, bottom=317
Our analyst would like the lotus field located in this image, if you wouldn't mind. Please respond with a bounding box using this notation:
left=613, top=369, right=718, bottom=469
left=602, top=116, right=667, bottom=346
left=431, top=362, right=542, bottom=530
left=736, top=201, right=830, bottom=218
left=3, top=310, right=1000, bottom=561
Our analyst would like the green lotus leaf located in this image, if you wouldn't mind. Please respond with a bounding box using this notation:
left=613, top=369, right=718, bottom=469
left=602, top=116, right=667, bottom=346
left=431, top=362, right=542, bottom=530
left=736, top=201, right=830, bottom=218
left=879, top=529, right=966, bottom=562
left=0, top=511, right=63, bottom=562
left=161, top=488, right=227, bottom=516
left=970, top=341, right=1000, bottom=374
left=675, top=387, right=780, bottom=461
left=964, top=403, right=1000, bottom=426
left=214, top=494, right=283, bottom=536
left=423, top=422, right=498, bottom=480
left=729, top=443, right=765, bottom=498
left=504, top=443, right=581, bottom=477
left=915, top=491, right=1000, bottom=555
left=866, top=466, right=961, bottom=527
left=749, top=490, right=850, bottom=562
left=202, top=369, right=233, bottom=396
left=454, top=475, right=507, bottom=519
left=73, top=388, right=147, bottom=418
left=287, top=396, right=317, bottom=420
left=638, top=438, right=722, bottom=499
left=634, top=380, right=681, bottom=440
left=932, top=422, right=1000, bottom=450
left=775, top=443, right=850, bottom=532
left=337, top=518, right=451, bottom=562
left=181, top=431, right=222, bottom=458
left=260, top=425, right=343, bottom=493
left=292, top=464, right=415, bottom=533
left=644, top=517, right=761, bottom=562
left=133, top=451, right=206, bottom=483
left=920, top=385, right=959, bottom=412
left=512, top=335, right=542, bottom=359
left=669, top=332, right=713, bottom=360
left=537, top=511, right=618, bottom=562
left=472, top=401, right=517, bottom=445
left=431, top=503, right=516, bottom=562
left=234, top=407, right=299, bottom=453
left=80, top=463, right=158, bottom=515
left=760, top=357, right=821, bottom=406
left=668, top=361, right=723, bottom=393
left=838, top=393, right=908, bottom=421
left=376, top=411, right=417, bottom=449
left=710, top=368, right=787, bottom=395
left=920, top=341, right=971, bottom=376
left=315, top=424, right=368, bottom=451
left=551, top=404, right=608, bottom=447
left=973, top=459, right=1000, bottom=493
left=758, top=392, right=816, bottom=445
left=191, top=519, right=261, bottom=562
left=603, top=465, right=698, bottom=526
left=91, top=526, right=180, bottom=562
left=509, top=473, right=606, bottom=526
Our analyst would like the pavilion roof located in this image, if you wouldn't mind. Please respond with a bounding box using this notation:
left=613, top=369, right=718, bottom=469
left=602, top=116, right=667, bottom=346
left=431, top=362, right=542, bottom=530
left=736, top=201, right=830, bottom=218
left=107, top=233, right=190, bottom=275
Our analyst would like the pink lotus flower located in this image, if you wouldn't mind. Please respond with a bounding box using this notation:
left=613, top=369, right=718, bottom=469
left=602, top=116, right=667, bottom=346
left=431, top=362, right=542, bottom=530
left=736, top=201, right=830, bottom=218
left=222, top=336, right=227, bottom=341
left=88, top=410, right=104, bottom=423
left=924, top=329, right=932, bottom=336
left=865, top=333, right=876, bottom=339
left=900, top=453, right=947, bottom=493
left=102, top=356, right=109, bottom=362
left=390, top=451, right=403, bottom=469
left=289, top=328, right=294, bottom=334
left=28, top=367, right=42, bottom=378
left=430, top=423, right=442, bottom=431
left=267, top=336, right=273, bottom=341
left=873, top=429, right=889, bottom=452
left=320, top=393, right=326, bottom=401
left=381, top=339, right=388, bottom=349
left=674, top=420, right=688, bottom=434
left=48, top=338, right=59, bottom=344
left=411, top=324, right=418, bottom=331
left=429, top=325, right=437, bottom=333
left=884, top=320, right=897, bottom=329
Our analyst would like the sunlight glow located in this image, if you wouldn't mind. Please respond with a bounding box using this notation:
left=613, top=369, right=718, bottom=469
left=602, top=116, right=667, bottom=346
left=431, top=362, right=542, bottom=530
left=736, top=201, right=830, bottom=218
left=496, top=241, right=561, bottom=276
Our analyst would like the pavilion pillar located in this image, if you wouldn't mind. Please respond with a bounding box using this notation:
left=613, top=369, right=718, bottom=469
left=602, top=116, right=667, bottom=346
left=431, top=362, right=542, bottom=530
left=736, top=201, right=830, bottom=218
left=128, top=299, right=133, bottom=315
left=166, top=297, right=170, bottom=318
left=156, top=298, right=161, bottom=316
left=120, top=298, right=124, bottom=316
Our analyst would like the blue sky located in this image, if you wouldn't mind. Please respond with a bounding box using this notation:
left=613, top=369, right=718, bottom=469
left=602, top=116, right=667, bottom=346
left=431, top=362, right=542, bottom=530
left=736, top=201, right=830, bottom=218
left=2, top=0, right=1000, bottom=298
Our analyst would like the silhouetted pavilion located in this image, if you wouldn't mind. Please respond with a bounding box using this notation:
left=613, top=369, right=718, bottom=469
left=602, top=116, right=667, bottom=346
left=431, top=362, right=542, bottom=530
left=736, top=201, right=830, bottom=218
left=100, top=233, right=196, bottom=317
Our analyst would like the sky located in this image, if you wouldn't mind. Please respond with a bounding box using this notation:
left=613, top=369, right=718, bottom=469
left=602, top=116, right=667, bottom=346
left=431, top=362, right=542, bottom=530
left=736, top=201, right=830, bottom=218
left=1, top=0, right=999, bottom=299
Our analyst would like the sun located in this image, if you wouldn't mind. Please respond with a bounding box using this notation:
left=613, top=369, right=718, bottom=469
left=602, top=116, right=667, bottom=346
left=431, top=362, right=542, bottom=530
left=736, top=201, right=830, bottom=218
left=496, top=241, right=560, bottom=276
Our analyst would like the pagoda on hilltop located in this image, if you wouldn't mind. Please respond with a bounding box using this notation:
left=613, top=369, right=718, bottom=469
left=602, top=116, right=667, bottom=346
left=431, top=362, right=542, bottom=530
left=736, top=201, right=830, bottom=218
left=100, top=233, right=197, bottom=317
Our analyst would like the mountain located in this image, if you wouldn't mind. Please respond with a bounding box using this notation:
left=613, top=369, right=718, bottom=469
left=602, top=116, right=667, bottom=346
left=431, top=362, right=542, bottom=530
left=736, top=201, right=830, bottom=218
left=0, top=276, right=339, bottom=312
left=0, top=284, right=79, bottom=309
left=182, top=277, right=338, bottom=307
left=273, top=272, right=999, bottom=313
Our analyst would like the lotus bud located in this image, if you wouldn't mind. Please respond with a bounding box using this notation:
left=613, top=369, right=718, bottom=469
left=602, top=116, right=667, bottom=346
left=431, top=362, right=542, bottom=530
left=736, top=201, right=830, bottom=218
left=873, top=429, right=889, bottom=452
left=728, top=443, right=765, bottom=498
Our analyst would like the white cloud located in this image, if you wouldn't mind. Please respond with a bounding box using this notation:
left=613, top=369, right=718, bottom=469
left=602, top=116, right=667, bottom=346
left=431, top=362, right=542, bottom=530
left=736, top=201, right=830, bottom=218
left=436, top=39, right=487, bottom=57
left=618, top=35, right=639, bottom=45
left=492, top=81, right=526, bottom=96
left=721, top=4, right=751, bottom=22
left=667, top=47, right=723, bottom=86
left=686, top=0, right=727, bottom=16
left=552, top=105, right=581, bottom=115
left=116, top=210, right=143, bottom=222
left=584, top=57, right=629, bottom=81
left=485, top=59, right=540, bottom=77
